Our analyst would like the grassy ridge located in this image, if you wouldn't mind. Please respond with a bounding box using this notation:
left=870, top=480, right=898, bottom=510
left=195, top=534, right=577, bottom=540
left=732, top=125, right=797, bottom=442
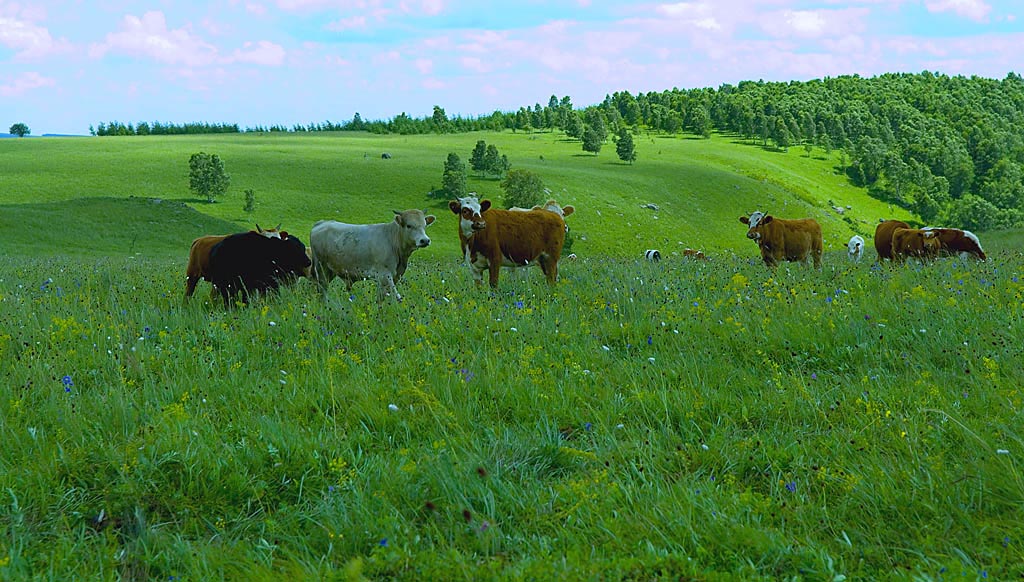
left=0, top=131, right=914, bottom=260
left=1, top=251, right=1023, bottom=579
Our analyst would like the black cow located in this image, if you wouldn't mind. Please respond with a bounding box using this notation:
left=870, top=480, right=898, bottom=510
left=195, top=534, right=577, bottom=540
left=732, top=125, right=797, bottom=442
left=381, top=152, right=392, bottom=159
left=207, top=231, right=311, bottom=305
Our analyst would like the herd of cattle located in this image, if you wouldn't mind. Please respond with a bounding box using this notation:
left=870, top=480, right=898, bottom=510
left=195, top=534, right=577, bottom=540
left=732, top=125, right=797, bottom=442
left=183, top=202, right=987, bottom=306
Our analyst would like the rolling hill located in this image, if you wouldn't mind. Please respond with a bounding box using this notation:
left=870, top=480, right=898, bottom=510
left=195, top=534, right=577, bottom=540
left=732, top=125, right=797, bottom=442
left=0, top=130, right=918, bottom=260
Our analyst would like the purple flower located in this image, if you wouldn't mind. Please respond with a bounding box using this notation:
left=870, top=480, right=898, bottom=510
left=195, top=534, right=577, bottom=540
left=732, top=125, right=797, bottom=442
left=825, top=296, right=833, bottom=303
left=514, top=300, right=524, bottom=309
left=61, top=375, right=73, bottom=392
left=811, top=373, right=817, bottom=380
left=785, top=482, right=796, bottom=493
left=584, top=422, right=593, bottom=431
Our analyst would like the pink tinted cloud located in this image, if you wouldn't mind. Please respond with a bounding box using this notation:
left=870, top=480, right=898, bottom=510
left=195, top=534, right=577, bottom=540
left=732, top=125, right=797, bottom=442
left=0, top=70, right=55, bottom=96
left=760, top=7, right=869, bottom=39
left=0, top=12, right=70, bottom=59
left=231, top=40, right=286, bottom=65
left=89, top=11, right=218, bottom=67
left=925, top=0, right=991, bottom=22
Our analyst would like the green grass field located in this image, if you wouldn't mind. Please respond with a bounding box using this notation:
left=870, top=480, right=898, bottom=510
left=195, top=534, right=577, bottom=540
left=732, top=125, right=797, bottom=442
left=1, top=132, right=1022, bottom=579
left=0, top=130, right=914, bottom=260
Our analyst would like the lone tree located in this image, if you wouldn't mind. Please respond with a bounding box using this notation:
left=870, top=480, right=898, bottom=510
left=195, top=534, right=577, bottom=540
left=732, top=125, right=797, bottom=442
left=188, top=152, right=231, bottom=203
left=9, top=123, right=29, bottom=137
left=501, top=169, right=545, bottom=209
left=615, top=128, right=637, bottom=164
left=441, top=152, right=467, bottom=199
left=582, top=125, right=603, bottom=155
left=469, top=140, right=488, bottom=176
left=243, top=188, right=256, bottom=214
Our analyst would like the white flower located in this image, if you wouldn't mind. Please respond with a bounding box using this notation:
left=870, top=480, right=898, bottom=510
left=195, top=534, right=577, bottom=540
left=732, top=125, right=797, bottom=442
left=269, top=321, right=277, bottom=326
left=997, top=449, right=1010, bottom=455
left=648, top=357, right=655, bottom=363
left=388, top=404, right=399, bottom=412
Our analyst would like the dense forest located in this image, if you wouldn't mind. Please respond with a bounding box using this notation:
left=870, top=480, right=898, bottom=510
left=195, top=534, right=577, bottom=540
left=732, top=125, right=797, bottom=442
left=93, top=71, right=1024, bottom=231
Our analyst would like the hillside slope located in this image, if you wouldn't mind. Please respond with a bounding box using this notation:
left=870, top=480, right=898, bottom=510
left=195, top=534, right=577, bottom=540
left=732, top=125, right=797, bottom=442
left=0, top=131, right=915, bottom=259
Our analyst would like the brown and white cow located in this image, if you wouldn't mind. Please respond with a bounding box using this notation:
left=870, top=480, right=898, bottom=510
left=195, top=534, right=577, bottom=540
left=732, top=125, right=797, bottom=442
left=922, top=227, right=987, bottom=261
left=891, top=227, right=941, bottom=264
left=310, top=209, right=435, bottom=302
left=874, top=219, right=910, bottom=261
left=185, top=224, right=282, bottom=301
left=739, top=211, right=822, bottom=269
left=449, top=197, right=566, bottom=287
left=682, top=248, right=708, bottom=261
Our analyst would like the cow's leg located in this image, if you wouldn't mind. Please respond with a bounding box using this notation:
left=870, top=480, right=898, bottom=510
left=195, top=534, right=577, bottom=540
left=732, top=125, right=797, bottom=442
left=184, top=276, right=199, bottom=300
left=538, top=254, right=559, bottom=285
left=378, top=274, right=400, bottom=302
left=488, top=262, right=501, bottom=288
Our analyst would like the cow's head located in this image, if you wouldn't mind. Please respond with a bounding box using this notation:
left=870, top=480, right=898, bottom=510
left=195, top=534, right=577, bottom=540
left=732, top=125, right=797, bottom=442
left=393, top=209, right=435, bottom=248
left=449, top=195, right=490, bottom=238
left=848, top=236, right=863, bottom=255
left=739, top=212, right=770, bottom=241
left=256, top=223, right=283, bottom=239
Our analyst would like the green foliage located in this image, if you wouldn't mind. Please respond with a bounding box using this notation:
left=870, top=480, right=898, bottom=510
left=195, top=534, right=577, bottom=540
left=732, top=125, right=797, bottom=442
left=188, top=152, right=231, bottom=203
left=564, top=111, right=584, bottom=140
left=615, top=128, right=636, bottom=164
left=243, top=188, right=256, bottom=214
left=8, top=122, right=29, bottom=137
left=500, top=169, right=545, bottom=209
left=2, top=250, right=1022, bottom=579
left=441, top=152, right=467, bottom=199
left=582, top=126, right=603, bottom=155
left=469, top=140, right=487, bottom=175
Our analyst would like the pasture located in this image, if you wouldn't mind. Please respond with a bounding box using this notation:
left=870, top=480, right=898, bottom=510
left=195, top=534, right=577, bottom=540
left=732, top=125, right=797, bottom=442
left=1, top=132, right=1022, bottom=579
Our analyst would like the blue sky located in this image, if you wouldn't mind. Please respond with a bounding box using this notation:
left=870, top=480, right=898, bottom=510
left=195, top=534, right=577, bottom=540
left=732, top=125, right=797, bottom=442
left=1, top=0, right=1021, bottom=135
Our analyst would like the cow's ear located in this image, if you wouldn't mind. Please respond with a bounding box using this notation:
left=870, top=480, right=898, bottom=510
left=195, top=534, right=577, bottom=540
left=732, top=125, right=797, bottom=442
left=739, top=216, right=750, bottom=224
left=761, top=215, right=774, bottom=225
left=280, top=231, right=289, bottom=239
left=448, top=201, right=461, bottom=214
left=480, top=200, right=492, bottom=212
left=424, top=215, right=436, bottom=226
left=394, top=214, right=404, bottom=225
left=562, top=205, right=575, bottom=216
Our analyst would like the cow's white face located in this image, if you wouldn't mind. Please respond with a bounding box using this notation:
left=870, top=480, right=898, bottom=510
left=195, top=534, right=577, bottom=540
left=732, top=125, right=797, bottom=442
left=449, top=195, right=489, bottom=238
left=394, top=210, right=435, bottom=248
left=740, top=211, right=767, bottom=241
left=848, top=235, right=864, bottom=256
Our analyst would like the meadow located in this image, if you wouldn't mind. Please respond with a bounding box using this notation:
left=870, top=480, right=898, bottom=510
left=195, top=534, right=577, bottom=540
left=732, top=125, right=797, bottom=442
left=1, top=131, right=1022, bottom=579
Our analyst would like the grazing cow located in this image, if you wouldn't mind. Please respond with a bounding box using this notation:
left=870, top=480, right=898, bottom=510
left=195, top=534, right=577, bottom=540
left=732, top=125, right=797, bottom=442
left=184, top=224, right=282, bottom=301
left=207, top=232, right=311, bottom=305
left=891, top=227, right=940, bottom=264
left=567, top=253, right=578, bottom=261
left=449, top=197, right=566, bottom=288
left=739, top=211, right=823, bottom=269
left=848, top=235, right=865, bottom=262
left=644, top=249, right=662, bottom=262
left=381, top=152, right=392, bottom=159
left=874, top=220, right=910, bottom=261
left=922, top=227, right=987, bottom=261
left=682, top=248, right=708, bottom=261
left=310, top=209, right=435, bottom=302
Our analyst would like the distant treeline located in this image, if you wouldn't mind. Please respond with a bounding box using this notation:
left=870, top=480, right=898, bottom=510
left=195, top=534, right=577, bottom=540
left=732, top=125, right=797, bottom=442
left=92, top=71, right=1024, bottom=231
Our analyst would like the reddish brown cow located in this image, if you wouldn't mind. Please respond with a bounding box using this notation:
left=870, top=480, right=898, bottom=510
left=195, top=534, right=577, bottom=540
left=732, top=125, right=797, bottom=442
left=923, top=227, right=987, bottom=260
left=891, top=228, right=940, bottom=264
left=739, top=212, right=822, bottom=269
left=185, top=224, right=281, bottom=301
left=449, top=197, right=566, bottom=288
left=874, top=220, right=910, bottom=261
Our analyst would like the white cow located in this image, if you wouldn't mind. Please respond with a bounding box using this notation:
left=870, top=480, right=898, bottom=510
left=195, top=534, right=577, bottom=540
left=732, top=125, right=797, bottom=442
left=310, top=209, right=435, bottom=302
left=847, top=235, right=865, bottom=262
left=644, top=249, right=661, bottom=262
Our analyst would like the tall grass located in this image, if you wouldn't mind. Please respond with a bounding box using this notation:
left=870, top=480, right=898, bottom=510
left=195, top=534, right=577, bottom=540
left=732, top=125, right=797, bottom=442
left=2, top=248, right=1022, bottom=579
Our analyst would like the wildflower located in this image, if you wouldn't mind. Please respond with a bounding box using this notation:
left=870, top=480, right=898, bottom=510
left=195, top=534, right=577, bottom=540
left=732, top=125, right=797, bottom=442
left=996, top=449, right=1010, bottom=455
left=648, top=357, right=655, bottom=363
left=269, top=321, right=277, bottom=326
left=480, top=521, right=490, bottom=532
left=647, top=335, right=652, bottom=345
left=864, top=314, right=871, bottom=320
left=379, top=538, right=388, bottom=547
left=811, top=373, right=817, bottom=380
left=785, top=482, right=797, bottom=493
left=388, top=404, right=399, bottom=412
left=825, top=296, right=832, bottom=303
left=584, top=422, right=592, bottom=431
left=514, top=300, right=524, bottom=309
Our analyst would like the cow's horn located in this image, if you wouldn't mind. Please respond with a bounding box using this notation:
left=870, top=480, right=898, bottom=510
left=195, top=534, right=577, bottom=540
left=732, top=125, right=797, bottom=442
left=274, top=222, right=282, bottom=230
left=393, top=209, right=402, bottom=215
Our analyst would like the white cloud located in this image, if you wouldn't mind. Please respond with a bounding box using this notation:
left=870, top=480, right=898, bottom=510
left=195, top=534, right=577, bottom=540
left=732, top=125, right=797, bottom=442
left=0, top=70, right=55, bottom=96
left=326, top=15, right=368, bottom=30
left=89, top=11, right=218, bottom=67
left=657, top=1, right=721, bottom=29
left=0, top=14, right=68, bottom=59
left=460, top=56, right=490, bottom=73
left=422, top=77, right=445, bottom=89
left=231, top=40, right=286, bottom=65
left=925, top=0, right=991, bottom=22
